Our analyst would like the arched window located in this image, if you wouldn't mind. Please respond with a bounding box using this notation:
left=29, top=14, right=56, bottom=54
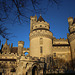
left=32, top=66, right=38, bottom=75
left=24, top=52, right=28, bottom=56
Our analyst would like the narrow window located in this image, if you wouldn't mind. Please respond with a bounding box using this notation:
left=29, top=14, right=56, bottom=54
left=40, top=38, right=43, bottom=44
left=40, top=46, right=43, bottom=53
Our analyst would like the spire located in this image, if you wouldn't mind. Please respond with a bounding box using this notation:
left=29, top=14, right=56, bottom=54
left=5, top=39, right=7, bottom=45
left=37, top=15, right=45, bottom=22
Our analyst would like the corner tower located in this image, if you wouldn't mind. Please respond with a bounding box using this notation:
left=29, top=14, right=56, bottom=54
left=29, top=15, right=53, bottom=58
left=18, top=41, right=24, bottom=56
left=68, top=17, right=75, bottom=69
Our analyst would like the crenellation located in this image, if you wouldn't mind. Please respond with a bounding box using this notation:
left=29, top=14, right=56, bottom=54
left=53, top=46, right=70, bottom=48
left=0, top=15, right=75, bottom=75
left=68, top=17, right=73, bottom=24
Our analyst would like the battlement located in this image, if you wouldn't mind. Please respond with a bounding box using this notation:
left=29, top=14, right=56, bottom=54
left=53, top=46, right=70, bottom=48
left=30, top=29, right=52, bottom=35
left=68, top=17, right=75, bottom=25
left=18, top=41, right=24, bottom=45
left=53, top=38, right=69, bottom=45
left=33, top=21, right=49, bottom=27
left=0, top=53, right=17, bottom=59
left=68, top=17, right=73, bottom=23
left=23, top=48, right=30, bottom=51
left=30, top=30, right=53, bottom=40
left=30, top=15, right=37, bottom=18
left=0, top=53, right=17, bottom=55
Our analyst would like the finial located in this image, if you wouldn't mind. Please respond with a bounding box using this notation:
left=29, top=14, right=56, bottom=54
left=40, top=14, right=41, bottom=16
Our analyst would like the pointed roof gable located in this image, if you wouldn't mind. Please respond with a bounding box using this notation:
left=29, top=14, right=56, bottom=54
left=4, top=39, right=8, bottom=46
left=37, top=16, right=45, bottom=22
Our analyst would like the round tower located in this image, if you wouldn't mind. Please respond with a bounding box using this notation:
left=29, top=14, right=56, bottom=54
left=68, top=17, right=75, bottom=69
left=18, top=41, right=24, bottom=56
left=29, top=15, right=53, bottom=58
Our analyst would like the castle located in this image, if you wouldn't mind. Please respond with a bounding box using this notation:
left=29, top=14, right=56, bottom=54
left=0, top=15, right=75, bottom=75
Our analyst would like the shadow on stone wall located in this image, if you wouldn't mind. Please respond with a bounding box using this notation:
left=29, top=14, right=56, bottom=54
left=43, top=56, right=75, bottom=74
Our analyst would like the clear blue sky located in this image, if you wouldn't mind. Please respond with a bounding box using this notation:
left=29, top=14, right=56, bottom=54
left=0, top=0, right=75, bottom=48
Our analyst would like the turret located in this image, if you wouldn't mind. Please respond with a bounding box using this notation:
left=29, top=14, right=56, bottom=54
left=30, top=15, right=53, bottom=58
left=67, top=17, right=75, bottom=70
left=68, top=17, right=73, bottom=24
left=30, top=15, right=37, bottom=32
left=18, top=41, right=24, bottom=56
left=68, top=17, right=75, bottom=33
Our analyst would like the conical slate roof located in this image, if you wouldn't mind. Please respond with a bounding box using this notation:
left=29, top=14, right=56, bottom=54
left=37, top=16, right=45, bottom=22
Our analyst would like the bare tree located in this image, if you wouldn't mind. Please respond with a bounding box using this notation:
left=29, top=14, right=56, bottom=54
left=0, top=0, right=61, bottom=39
left=0, top=24, right=10, bottom=39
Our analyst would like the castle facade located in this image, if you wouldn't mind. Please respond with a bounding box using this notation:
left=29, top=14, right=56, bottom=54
left=0, top=15, right=75, bottom=75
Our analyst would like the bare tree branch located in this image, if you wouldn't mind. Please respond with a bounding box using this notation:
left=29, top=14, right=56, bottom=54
left=0, top=0, right=61, bottom=39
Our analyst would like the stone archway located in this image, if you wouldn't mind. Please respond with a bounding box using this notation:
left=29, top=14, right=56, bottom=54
left=0, top=73, right=2, bottom=75
left=32, top=66, right=38, bottom=75
left=26, top=72, right=28, bottom=75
